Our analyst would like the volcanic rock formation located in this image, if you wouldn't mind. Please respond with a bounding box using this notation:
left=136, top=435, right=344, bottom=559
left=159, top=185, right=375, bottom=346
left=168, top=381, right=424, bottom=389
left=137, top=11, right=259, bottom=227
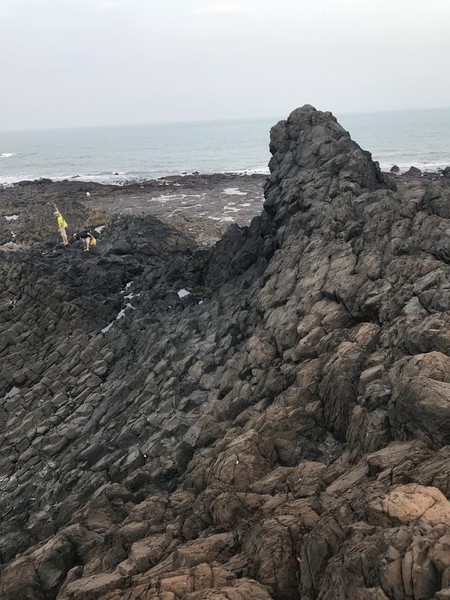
left=1, top=105, right=450, bottom=599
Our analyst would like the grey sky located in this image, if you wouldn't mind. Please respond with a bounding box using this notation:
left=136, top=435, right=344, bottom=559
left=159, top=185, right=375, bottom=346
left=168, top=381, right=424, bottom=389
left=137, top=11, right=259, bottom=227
left=1, top=0, right=449, bottom=130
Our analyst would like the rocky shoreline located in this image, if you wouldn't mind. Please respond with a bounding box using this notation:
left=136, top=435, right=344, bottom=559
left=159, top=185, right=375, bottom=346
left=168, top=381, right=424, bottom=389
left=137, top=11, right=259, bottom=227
left=0, top=173, right=267, bottom=249
left=1, top=164, right=448, bottom=249
left=1, top=106, right=450, bottom=600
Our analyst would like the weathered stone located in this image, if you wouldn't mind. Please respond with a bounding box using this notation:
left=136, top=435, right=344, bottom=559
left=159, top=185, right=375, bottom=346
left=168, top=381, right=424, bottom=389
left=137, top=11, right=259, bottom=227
left=1, top=106, right=450, bottom=599
left=63, top=572, right=124, bottom=598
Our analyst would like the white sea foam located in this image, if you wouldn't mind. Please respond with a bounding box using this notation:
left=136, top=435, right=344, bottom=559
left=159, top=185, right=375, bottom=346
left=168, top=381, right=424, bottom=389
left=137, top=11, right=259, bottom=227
left=2, top=112, right=449, bottom=187
left=223, top=187, right=248, bottom=196
left=152, top=193, right=204, bottom=204
left=116, top=303, right=135, bottom=320
left=0, top=180, right=16, bottom=187
left=124, top=292, right=140, bottom=300
left=102, top=282, right=137, bottom=333
left=101, top=322, right=114, bottom=334
left=4, top=386, right=20, bottom=399
left=234, top=167, right=270, bottom=176
left=151, top=193, right=182, bottom=203
left=209, top=216, right=235, bottom=223
left=379, top=161, right=450, bottom=174
left=101, top=302, right=135, bottom=333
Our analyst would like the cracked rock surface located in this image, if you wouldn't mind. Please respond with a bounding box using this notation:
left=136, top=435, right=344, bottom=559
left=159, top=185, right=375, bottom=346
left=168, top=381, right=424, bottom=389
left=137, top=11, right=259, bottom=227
left=1, top=105, right=450, bottom=599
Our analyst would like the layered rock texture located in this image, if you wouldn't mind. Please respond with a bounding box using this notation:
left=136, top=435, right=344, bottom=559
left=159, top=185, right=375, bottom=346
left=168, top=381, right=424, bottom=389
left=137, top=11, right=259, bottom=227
left=1, top=105, right=450, bottom=599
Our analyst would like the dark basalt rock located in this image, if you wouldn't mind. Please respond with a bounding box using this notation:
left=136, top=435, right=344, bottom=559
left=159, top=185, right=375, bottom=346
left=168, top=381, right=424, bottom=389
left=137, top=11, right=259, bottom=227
left=1, top=105, right=450, bottom=600
left=405, top=165, right=423, bottom=177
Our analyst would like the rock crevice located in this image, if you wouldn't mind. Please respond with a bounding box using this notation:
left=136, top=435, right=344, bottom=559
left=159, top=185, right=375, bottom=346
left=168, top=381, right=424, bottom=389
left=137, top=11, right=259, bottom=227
left=1, top=105, right=450, bottom=599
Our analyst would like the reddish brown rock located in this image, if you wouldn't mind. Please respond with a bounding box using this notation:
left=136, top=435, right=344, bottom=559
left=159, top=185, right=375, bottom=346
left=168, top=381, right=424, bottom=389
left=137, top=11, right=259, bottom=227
left=1, top=105, right=450, bottom=600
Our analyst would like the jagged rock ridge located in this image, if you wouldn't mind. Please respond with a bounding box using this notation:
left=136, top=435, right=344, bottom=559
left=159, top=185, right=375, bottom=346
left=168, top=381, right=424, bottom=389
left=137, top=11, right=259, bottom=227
left=1, top=105, right=450, bottom=599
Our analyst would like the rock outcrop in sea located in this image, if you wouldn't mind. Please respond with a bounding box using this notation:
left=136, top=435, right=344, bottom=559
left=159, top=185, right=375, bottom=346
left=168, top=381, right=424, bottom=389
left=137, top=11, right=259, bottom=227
left=1, top=105, right=450, bottom=599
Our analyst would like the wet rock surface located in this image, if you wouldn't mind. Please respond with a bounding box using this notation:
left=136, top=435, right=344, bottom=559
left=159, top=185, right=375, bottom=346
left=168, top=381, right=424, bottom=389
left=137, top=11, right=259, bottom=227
left=1, top=105, right=450, bottom=599
left=0, top=172, right=266, bottom=248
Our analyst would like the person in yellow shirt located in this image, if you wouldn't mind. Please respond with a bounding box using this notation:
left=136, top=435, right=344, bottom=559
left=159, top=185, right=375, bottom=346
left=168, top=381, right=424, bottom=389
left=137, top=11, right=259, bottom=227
left=53, top=205, right=69, bottom=246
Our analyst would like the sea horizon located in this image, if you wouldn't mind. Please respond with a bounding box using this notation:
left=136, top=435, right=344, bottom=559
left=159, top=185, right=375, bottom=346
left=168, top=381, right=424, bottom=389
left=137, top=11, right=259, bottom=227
left=1, top=106, right=450, bottom=186
left=1, top=104, right=449, bottom=134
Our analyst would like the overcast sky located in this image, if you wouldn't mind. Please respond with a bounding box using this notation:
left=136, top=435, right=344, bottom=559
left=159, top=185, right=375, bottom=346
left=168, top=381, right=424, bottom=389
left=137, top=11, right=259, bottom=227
left=1, top=0, right=449, bottom=130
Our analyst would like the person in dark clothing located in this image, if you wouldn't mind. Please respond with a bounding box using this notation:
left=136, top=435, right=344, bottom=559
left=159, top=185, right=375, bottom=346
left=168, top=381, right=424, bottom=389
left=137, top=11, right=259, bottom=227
left=73, top=228, right=95, bottom=252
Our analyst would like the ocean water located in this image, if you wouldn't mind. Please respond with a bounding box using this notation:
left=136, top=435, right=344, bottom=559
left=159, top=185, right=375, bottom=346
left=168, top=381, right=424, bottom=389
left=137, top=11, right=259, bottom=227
left=1, top=108, right=449, bottom=185
left=338, top=107, right=450, bottom=174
